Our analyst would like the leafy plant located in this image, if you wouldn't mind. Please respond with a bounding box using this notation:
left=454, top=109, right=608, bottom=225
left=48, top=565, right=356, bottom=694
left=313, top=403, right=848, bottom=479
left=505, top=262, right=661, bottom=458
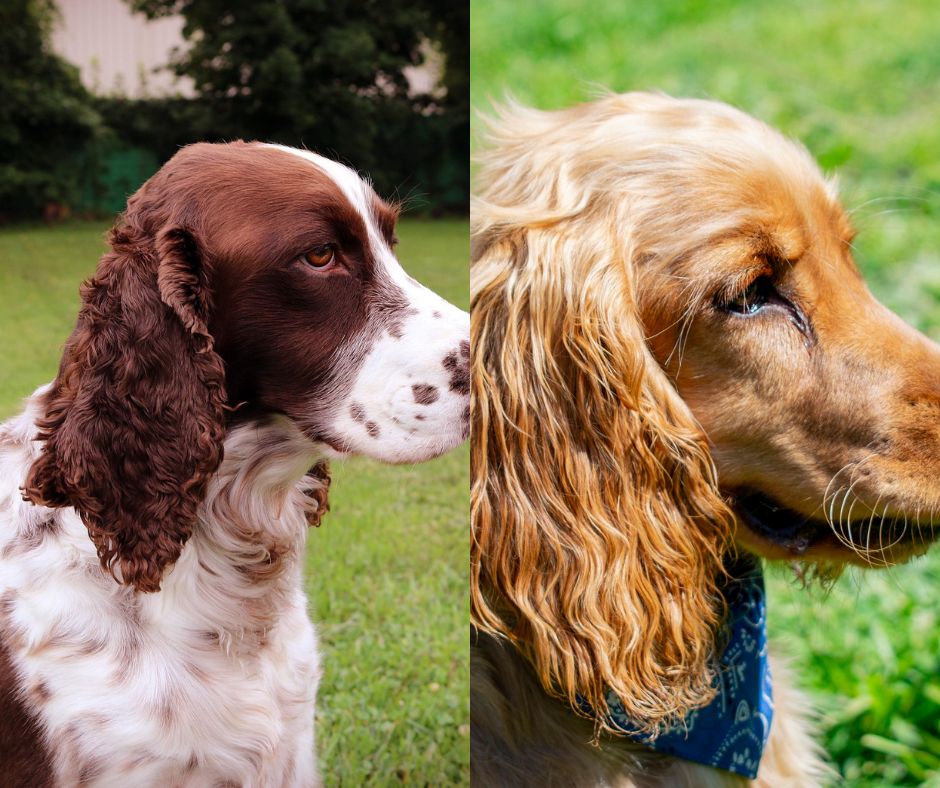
left=0, top=0, right=103, bottom=216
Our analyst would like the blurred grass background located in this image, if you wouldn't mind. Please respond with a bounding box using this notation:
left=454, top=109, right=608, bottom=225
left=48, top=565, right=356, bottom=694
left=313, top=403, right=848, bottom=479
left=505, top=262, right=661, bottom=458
left=0, top=218, right=470, bottom=786
left=472, top=0, right=940, bottom=784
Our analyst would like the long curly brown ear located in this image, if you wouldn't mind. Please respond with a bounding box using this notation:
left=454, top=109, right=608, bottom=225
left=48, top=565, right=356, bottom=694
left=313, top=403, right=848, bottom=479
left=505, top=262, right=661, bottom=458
left=471, top=179, right=736, bottom=733
left=23, top=226, right=227, bottom=593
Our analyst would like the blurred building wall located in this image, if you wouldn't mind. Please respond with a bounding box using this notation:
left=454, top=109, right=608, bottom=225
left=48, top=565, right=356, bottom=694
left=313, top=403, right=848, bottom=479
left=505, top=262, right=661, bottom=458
left=52, top=0, right=438, bottom=99
left=51, top=0, right=193, bottom=96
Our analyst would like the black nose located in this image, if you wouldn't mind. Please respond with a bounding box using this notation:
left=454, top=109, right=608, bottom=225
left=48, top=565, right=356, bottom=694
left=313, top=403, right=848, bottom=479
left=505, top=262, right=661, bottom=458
left=444, top=339, right=470, bottom=396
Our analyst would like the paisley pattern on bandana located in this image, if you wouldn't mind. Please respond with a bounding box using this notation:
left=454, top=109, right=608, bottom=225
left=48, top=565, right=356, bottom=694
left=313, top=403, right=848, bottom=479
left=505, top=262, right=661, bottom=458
left=583, top=556, right=773, bottom=779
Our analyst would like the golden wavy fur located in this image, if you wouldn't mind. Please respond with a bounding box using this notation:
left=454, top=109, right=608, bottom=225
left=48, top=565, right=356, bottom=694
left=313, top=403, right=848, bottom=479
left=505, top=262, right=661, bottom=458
left=471, top=92, right=940, bottom=785
left=470, top=94, right=738, bottom=733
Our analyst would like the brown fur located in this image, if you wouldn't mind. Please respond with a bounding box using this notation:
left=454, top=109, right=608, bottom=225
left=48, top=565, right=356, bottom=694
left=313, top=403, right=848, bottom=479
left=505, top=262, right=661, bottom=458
left=21, top=141, right=408, bottom=593
left=471, top=92, right=940, bottom=782
left=22, top=224, right=227, bottom=593
left=0, top=639, right=53, bottom=787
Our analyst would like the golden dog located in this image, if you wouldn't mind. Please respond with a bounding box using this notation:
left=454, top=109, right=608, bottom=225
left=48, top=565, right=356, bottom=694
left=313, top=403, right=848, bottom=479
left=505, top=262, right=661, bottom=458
left=471, top=92, right=940, bottom=786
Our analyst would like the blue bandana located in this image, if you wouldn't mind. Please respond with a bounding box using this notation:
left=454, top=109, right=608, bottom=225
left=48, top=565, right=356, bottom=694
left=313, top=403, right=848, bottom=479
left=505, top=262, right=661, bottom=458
left=583, top=557, right=773, bottom=779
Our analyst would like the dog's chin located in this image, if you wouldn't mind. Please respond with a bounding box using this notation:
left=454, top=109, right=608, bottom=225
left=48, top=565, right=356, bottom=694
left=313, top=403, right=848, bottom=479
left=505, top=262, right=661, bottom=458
left=730, top=491, right=936, bottom=567
left=318, top=427, right=468, bottom=465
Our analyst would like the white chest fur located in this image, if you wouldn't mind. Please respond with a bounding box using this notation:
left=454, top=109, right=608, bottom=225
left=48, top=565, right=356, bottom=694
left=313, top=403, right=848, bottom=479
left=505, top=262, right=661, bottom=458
left=0, top=401, right=325, bottom=787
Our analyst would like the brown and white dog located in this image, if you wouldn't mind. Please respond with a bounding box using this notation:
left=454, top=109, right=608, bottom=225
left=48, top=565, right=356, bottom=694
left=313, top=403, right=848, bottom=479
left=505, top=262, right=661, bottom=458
left=0, top=142, right=469, bottom=786
left=471, top=93, right=940, bottom=786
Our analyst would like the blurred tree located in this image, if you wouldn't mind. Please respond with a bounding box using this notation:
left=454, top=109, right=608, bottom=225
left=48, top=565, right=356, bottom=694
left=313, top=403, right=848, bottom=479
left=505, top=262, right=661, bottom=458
left=420, top=0, right=468, bottom=119
left=0, top=0, right=102, bottom=216
left=411, top=0, right=469, bottom=213
left=125, top=0, right=467, bottom=208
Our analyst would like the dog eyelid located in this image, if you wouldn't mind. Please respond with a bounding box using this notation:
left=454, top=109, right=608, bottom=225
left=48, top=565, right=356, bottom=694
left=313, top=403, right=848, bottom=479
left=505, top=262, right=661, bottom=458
left=717, top=275, right=816, bottom=345
left=719, top=276, right=774, bottom=315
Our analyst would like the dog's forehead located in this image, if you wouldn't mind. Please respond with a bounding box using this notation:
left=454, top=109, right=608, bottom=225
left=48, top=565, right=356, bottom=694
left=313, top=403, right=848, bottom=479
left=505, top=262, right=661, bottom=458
left=261, top=143, right=398, bottom=252
left=264, top=144, right=371, bottom=209
left=142, top=142, right=361, bottom=228
left=690, top=164, right=851, bottom=271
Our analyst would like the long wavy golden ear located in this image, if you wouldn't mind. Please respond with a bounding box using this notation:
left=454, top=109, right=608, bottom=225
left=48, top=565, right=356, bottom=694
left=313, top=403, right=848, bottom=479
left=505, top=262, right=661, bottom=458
left=23, top=225, right=227, bottom=593
left=470, top=203, right=736, bottom=734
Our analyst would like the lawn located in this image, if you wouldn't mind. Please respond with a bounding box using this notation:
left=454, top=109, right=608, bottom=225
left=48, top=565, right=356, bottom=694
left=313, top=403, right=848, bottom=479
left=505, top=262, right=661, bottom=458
left=472, top=1, right=940, bottom=784
left=0, top=218, right=470, bottom=786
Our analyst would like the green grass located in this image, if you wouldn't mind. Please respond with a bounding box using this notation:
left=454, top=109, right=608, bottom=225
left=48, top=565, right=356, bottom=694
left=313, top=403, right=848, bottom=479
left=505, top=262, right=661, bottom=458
left=472, top=1, right=940, bottom=783
left=0, top=218, right=470, bottom=786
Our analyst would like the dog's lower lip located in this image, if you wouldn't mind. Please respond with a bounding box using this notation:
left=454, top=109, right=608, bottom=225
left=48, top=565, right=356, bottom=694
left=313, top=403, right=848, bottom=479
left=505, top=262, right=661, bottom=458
left=733, top=492, right=820, bottom=554
left=731, top=490, right=932, bottom=555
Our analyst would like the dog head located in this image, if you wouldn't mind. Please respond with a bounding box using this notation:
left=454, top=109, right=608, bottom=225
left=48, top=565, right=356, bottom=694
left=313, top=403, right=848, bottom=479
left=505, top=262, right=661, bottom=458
left=471, top=92, right=940, bottom=731
left=24, top=142, right=469, bottom=592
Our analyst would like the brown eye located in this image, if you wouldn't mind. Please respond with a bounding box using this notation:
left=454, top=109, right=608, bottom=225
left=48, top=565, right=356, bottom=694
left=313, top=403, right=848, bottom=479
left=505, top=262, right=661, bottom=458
left=304, top=245, right=335, bottom=268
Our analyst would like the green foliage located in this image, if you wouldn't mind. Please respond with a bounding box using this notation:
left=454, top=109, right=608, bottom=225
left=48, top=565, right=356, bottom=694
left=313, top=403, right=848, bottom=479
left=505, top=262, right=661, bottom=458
left=0, top=0, right=103, bottom=216
left=92, top=95, right=213, bottom=163
left=424, top=0, right=469, bottom=118
left=123, top=0, right=469, bottom=213
left=768, top=561, right=940, bottom=786
left=472, top=0, right=940, bottom=783
left=130, top=0, right=425, bottom=107
left=0, top=0, right=468, bottom=218
left=0, top=218, right=470, bottom=785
